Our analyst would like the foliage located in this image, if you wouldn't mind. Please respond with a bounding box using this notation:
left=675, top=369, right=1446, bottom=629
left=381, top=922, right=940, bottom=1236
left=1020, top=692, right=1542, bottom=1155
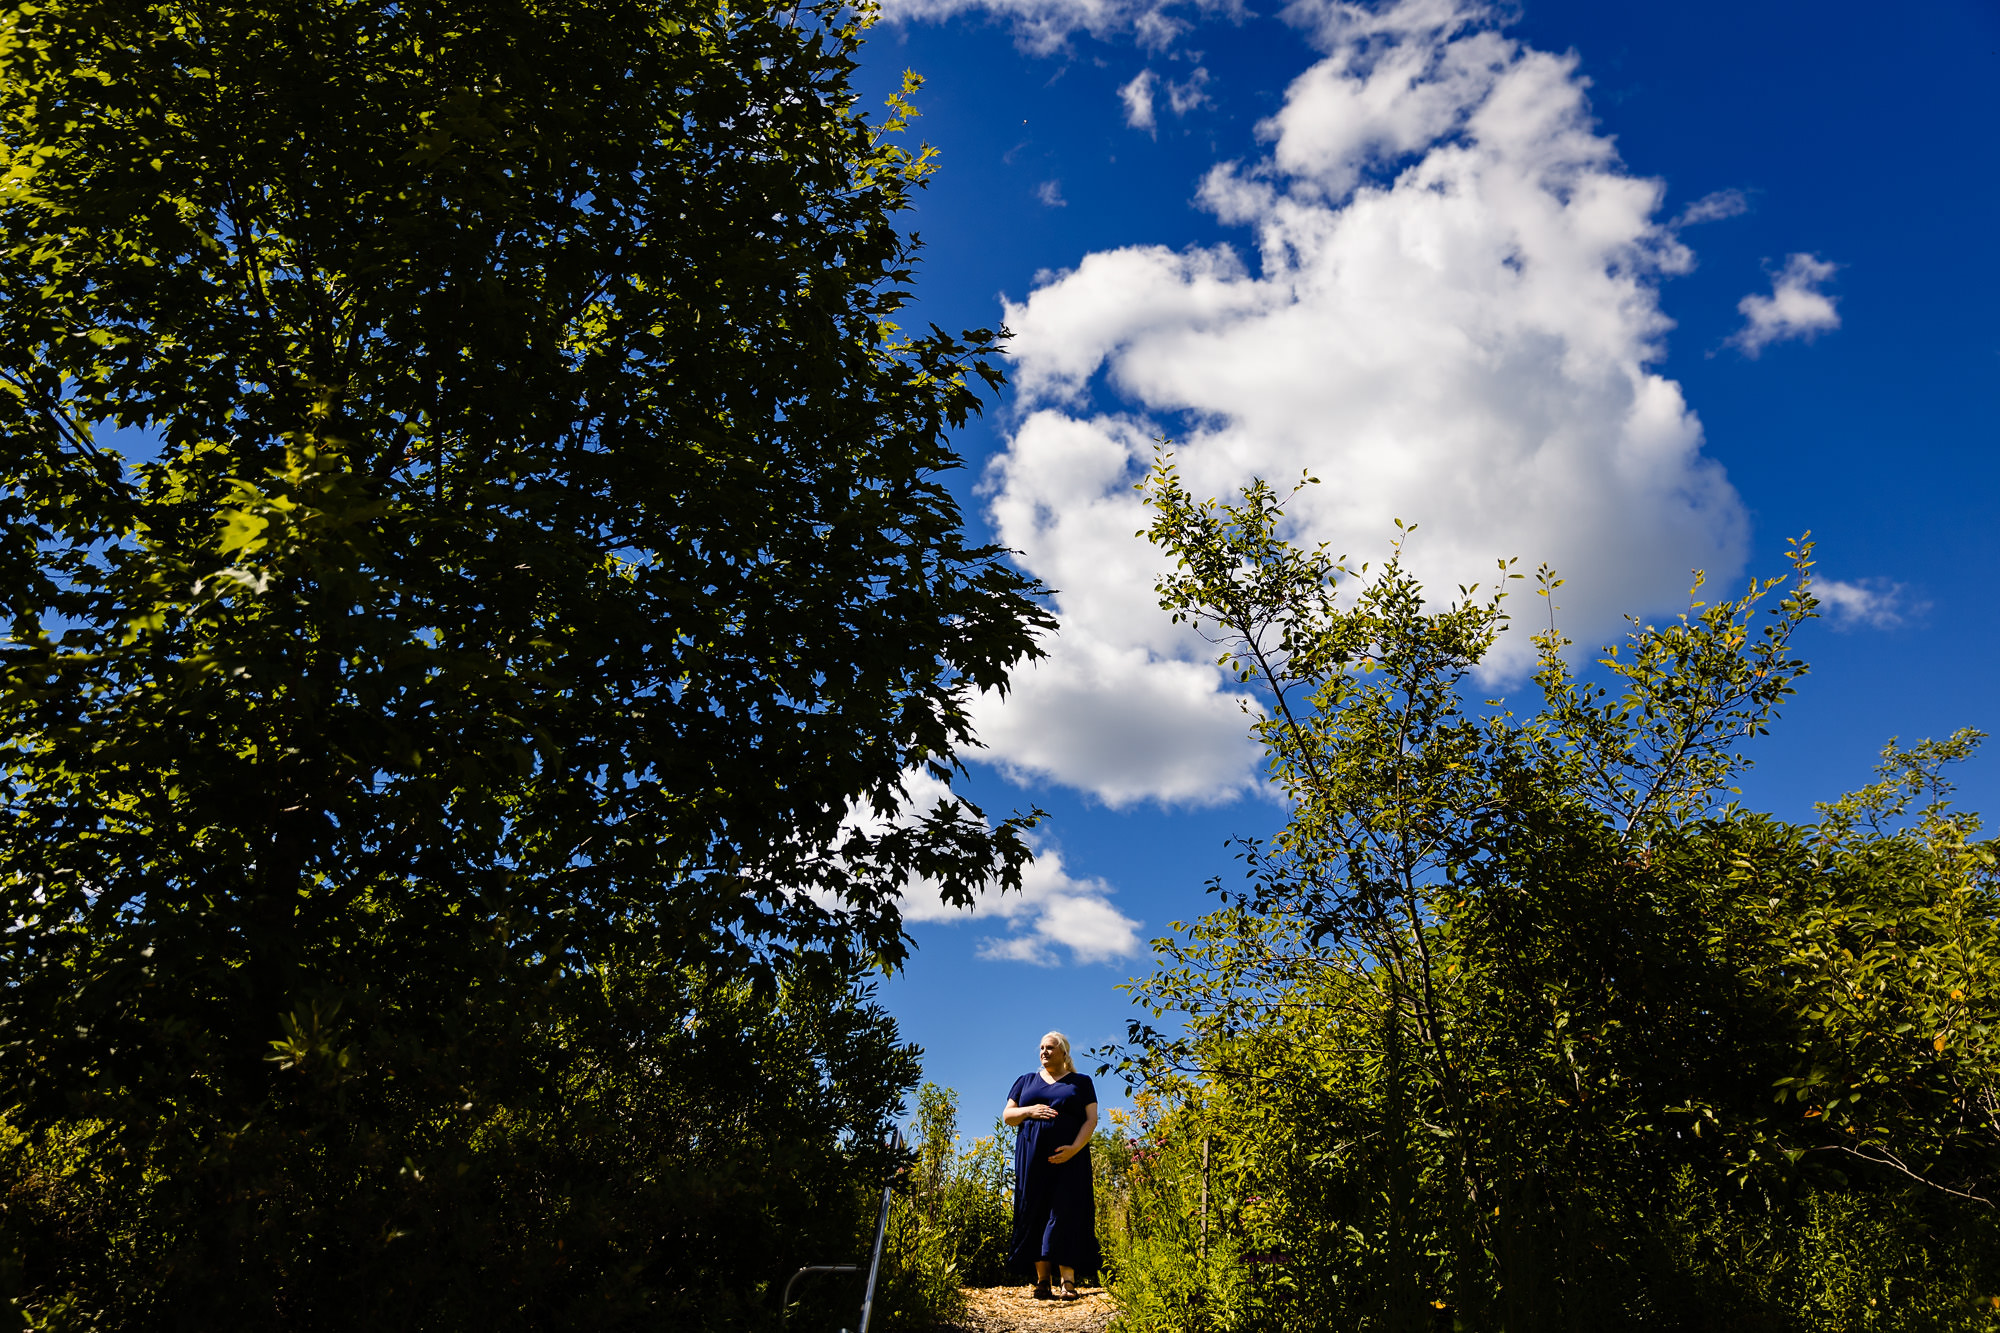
left=1105, top=457, right=2000, bottom=1330
left=5, top=965, right=918, bottom=1330
left=1653, top=1169, right=2000, bottom=1333
left=906, top=1083, right=1014, bottom=1290
left=851, top=1080, right=1150, bottom=1324
left=785, top=1081, right=1137, bottom=1327
left=1092, top=1106, right=1139, bottom=1282
left=0, top=0, right=1048, bottom=1325
left=1762, top=731, right=2000, bottom=1199
left=1095, top=1098, right=1248, bottom=1331
left=843, top=1082, right=1013, bottom=1331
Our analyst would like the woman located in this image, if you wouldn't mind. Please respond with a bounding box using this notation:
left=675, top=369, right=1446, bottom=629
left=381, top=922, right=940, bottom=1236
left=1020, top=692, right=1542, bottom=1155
left=1003, top=1031, right=1100, bottom=1300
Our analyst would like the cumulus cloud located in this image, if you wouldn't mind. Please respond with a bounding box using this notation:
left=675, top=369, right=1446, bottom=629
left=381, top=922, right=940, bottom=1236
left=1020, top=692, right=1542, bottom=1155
left=1120, top=70, right=1158, bottom=130
left=1817, top=577, right=1915, bottom=630
left=882, top=772, right=1145, bottom=963
left=972, top=0, right=1751, bottom=806
left=969, top=849, right=1146, bottom=964
left=915, top=840, right=1143, bottom=965
left=1036, top=179, right=1069, bottom=207
left=970, top=411, right=1266, bottom=806
left=1730, top=253, right=1840, bottom=356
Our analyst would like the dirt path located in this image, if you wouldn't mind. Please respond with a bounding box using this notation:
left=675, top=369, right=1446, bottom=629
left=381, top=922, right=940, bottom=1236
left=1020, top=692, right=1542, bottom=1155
left=935, top=1283, right=1116, bottom=1333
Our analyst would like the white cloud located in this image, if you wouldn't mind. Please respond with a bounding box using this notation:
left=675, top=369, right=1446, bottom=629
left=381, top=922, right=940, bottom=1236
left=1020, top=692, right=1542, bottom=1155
left=1674, top=189, right=1748, bottom=227
left=969, top=410, right=1265, bottom=806
left=1035, top=179, right=1069, bottom=207
left=970, top=850, right=1146, bottom=964
left=878, top=0, right=1240, bottom=53
left=972, top=0, right=1750, bottom=806
left=1817, top=577, right=1914, bottom=630
left=878, top=771, right=1145, bottom=964
left=1120, top=69, right=1158, bottom=130
left=1730, top=253, right=1840, bottom=356
left=1120, top=66, right=1211, bottom=134
left=1167, top=66, right=1214, bottom=115
left=969, top=629, right=1264, bottom=806
left=1259, top=16, right=1512, bottom=198
left=915, top=841, right=1143, bottom=966
left=1282, top=0, right=1486, bottom=47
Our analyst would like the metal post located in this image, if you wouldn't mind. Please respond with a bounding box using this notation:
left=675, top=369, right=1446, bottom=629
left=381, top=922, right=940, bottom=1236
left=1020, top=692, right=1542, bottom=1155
left=856, top=1128, right=903, bottom=1333
left=780, top=1267, right=859, bottom=1326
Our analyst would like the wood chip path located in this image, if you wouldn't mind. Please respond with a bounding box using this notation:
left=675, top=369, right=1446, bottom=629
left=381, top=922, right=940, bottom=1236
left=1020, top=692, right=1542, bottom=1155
left=933, top=1283, right=1116, bottom=1333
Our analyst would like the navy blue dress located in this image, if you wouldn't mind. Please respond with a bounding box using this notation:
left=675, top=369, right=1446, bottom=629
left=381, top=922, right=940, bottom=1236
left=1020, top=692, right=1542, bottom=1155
left=1007, top=1071, right=1100, bottom=1276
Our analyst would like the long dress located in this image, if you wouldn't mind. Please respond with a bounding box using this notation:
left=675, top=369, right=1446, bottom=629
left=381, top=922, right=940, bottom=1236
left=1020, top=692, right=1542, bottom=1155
left=1007, top=1070, right=1100, bottom=1276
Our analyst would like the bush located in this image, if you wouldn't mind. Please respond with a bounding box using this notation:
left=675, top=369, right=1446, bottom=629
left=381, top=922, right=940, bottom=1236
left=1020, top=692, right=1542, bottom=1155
left=788, top=1080, right=1018, bottom=1332
left=908, top=1083, right=1015, bottom=1291
left=1651, top=1172, right=2000, bottom=1333
left=825, top=1082, right=1022, bottom=1331
left=1, top=967, right=917, bottom=1332
left=1092, top=1109, right=1138, bottom=1287
left=1107, top=467, right=2000, bottom=1330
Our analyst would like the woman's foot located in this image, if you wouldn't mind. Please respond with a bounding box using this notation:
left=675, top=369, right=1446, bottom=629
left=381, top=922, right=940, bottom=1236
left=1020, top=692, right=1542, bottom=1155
left=1060, top=1277, right=1079, bottom=1300
left=1032, top=1280, right=1053, bottom=1300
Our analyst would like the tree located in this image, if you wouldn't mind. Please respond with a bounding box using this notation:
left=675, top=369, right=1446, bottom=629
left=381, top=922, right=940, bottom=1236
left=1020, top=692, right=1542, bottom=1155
left=1108, top=458, right=2000, bottom=1330
left=0, top=0, right=1047, bottom=1324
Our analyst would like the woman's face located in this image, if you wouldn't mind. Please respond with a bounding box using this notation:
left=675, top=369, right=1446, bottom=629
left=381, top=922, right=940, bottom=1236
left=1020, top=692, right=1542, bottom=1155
left=1039, top=1037, right=1061, bottom=1069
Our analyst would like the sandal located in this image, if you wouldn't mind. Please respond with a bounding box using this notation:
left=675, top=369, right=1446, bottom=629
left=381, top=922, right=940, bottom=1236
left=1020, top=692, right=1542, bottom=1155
left=1032, top=1280, right=1053, bottom=1300
left=1060, top=1278, right=1079, bottom=1300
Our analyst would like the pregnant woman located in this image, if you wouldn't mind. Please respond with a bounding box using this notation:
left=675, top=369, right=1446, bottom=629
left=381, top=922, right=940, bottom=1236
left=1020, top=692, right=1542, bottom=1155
left=1003, top=1031, right=1100, bottom=1300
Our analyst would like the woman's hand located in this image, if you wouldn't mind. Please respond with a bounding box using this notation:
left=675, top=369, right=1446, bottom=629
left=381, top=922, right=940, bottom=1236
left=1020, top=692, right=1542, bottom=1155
left=1048, top=1102, right=1097, bottom=1166
left=1003, top=1099, right=1061, bottom=1126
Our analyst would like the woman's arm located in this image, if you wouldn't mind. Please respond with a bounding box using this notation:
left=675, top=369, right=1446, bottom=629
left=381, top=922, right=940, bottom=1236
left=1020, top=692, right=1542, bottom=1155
left=1004, top=1098, right=1058, bottom=1127
left=1047, top=1102, right=1098, bottom=1164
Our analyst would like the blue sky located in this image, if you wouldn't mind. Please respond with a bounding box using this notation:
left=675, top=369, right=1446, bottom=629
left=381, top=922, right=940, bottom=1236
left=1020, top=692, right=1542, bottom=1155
left=850, top=0, right=2000, bottom=1130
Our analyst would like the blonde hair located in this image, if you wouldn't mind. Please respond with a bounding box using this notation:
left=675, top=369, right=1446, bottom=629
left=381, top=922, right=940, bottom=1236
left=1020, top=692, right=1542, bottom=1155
left=1040, top=1031, right=1075, bottom=1076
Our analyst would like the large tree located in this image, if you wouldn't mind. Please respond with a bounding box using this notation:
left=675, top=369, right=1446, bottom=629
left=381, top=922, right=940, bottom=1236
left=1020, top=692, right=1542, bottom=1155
left=0, top=0, right=1045, bottom=1324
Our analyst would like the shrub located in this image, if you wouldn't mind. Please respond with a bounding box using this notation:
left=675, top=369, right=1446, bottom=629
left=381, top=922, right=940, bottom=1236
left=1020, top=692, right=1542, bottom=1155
left=1105, top=464, right=2000, bottom=1330
left=1, top=968, right=917, bottom=1332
